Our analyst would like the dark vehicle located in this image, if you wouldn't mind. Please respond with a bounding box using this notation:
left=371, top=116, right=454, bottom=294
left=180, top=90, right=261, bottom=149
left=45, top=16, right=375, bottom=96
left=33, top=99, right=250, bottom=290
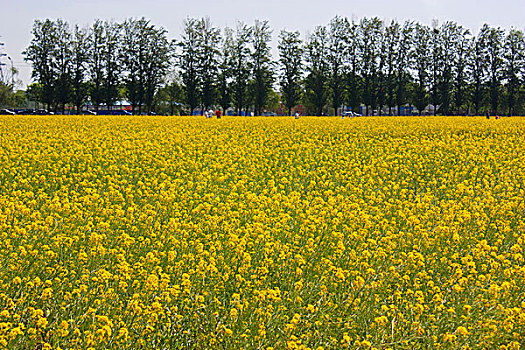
left=34, top=109, right=54, bottom=115
left=113, top=110, right=131, bottom=115
left=0, top=109, right=16, bottom=115
left=16, top=109, right=54, bottom=115
left=97, top=110, right=132, bottom=115
left=14, top=109, right=34, bottom=115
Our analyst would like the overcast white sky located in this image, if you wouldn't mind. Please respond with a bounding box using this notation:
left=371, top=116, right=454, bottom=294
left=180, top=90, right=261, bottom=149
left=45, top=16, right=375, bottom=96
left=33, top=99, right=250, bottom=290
left=1, top=0, right=524, bottom=87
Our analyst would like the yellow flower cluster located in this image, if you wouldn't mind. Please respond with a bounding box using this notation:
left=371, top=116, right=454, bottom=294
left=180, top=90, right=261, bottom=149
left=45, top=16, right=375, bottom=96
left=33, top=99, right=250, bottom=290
left=0, top=115, right=524, bottom=349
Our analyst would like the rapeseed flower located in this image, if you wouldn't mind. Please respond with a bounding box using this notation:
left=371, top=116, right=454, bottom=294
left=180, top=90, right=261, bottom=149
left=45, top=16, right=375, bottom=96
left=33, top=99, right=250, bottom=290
left=0, top=115, right=523, bottom=349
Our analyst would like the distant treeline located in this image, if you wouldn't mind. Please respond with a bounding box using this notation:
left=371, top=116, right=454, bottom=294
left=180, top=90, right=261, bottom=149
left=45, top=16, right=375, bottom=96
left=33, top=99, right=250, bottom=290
left=19, top=16, right=525, bottom=116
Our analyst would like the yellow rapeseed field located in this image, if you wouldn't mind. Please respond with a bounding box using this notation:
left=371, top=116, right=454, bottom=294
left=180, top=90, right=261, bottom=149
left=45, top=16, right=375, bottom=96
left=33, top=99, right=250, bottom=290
left=0, top=115, right=524, bottom=350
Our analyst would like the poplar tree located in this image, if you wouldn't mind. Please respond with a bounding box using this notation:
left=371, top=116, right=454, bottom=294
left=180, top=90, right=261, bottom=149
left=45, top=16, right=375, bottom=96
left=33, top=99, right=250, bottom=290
left=383, top=20, right=400, bottom=115
left=89, top=20, right=105, bottom=112
left=327, top=16, right=347, bottom=115
left=412, top=23, right=430, bottom=115
left=453, top=26, right=471, bottom=114
left=395, top=21, right=413, bottom=115
left=217, top=27, right=233, bottom=114
left=142, top=23, right=171, bottom=113
left=102, top=21, right=121, bottom=112
left=251, top=20, right=273, bottom=115
left=278, top=30, right=302, bottom=115
left=437, top=22, right=458, bottom=115
left=481, top=24, right=505, bottom=115
left=54, top=19, right=72, bottom=113
left=344, top=19, right=361, bottom=114
left=360, top=17, right=383, bottom=116
left=178, top=17, right=201, bottom=114
left=503, top=28, right=525, bottom=116
left=24, top=19, right=58, bottom=110
left=470, top=32, right=488, bottom=115
left=70, top=25, right=90, bottom=113
left=197, top=17, right=221, bottom=111
left=228, top=22, right=252, bottom=115
left=304, top=26, right=328, bottom=116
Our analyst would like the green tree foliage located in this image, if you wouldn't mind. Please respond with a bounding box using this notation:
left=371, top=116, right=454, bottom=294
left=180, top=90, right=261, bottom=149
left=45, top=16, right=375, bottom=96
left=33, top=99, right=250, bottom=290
left=453, top=26, right=471, bottom=115
left=251, top=20, right=273, bottom=116
left=178, top=18, right=201, bottom=114
left=412, top=24, right=430, bottom=115
left=22, top=15, right=525, bottom=116
left=327, top=16, right=347, bottom=115
left=70, top=25, right=90, bottom=113
left=304, top=26, right=328, bottom=116
left=196, top=17, right=221, bottom=111
left=228, top=22, right=252, bottom=116
left=344, top=20, right=361, bottom=114
left=24, top=19, right=57, bottom=110
left=360, top=17, right=383, bottom=116
left=481, top=24, right=505, bottom=115
left=89, top=19, right=105, bottom=112
left=504, top=29, right=525, bottom=116
left=102, top=21, right=121, bottom=112
left=278, top=30, right=303, bottom=115
left=122, top=18, right=170, bottom=114
left=217, top=28, right=233, bottom=115
left=470, top=31, right=488, bottom=115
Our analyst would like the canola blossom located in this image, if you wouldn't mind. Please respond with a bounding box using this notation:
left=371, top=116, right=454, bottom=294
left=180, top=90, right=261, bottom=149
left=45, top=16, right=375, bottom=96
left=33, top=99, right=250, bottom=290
left=0, top=115, right=524, bottom=349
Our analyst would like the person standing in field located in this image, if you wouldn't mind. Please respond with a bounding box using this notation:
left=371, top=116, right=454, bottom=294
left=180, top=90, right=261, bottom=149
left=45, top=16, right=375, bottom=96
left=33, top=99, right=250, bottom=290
left=216, top=110, right=221, bottom=119
left=295, top=111, right=300, bottom=119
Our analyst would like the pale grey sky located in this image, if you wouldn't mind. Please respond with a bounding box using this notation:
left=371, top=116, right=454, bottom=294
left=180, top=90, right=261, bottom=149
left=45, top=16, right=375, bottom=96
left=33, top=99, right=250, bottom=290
left=1, top=0, right=524, bottom=87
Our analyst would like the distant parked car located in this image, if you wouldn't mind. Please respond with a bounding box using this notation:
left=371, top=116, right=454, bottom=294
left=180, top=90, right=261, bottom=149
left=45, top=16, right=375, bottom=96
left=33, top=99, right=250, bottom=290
left=343, top=111, right=361, bottom=117
left=112, top=110, right=132, bottom=115
left=35, top=109, right=54, bottom=115
left=0, top=109, right=15, bottom=115
left=15, top=109, right=34, bottom=115
left=263, top=112, right=277, bottom=116
left=96, top=110, right=132, bottom=115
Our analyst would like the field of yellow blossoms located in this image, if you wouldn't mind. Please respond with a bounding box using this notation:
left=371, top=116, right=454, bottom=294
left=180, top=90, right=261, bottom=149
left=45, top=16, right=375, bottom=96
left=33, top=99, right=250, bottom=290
left=0, top=115, right=524, bottom=349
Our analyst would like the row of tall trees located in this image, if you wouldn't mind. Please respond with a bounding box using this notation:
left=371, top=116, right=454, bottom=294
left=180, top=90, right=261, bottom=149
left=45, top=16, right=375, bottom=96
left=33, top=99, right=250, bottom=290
left=24, top=16, right=525, bottom=116
left=178, top=18, right=275, bottom=116
left=299, top=17, right=525, bottom=116
left=24, top=18, right=171, bottom=114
